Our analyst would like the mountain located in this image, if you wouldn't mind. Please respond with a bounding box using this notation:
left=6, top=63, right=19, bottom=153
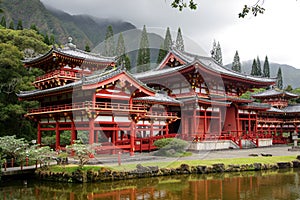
left=0, top=0, right=136, bottom=49
left=225, top=60, right=300, bottom=88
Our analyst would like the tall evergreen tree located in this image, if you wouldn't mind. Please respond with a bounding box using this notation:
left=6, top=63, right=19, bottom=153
left=251, top=58, right=258, bottom=76
left=137, top=25, right=150, bottom=73
left=43, top=34, right=50, bottom=45
left=211, top=40, right=223, bottom=65
left=164, top=27, right=172, bottom=51
left=157, top=27, right=172, bottom=63
left=175, top=27, right=184, bottom=51
left=263, top=55, right=270, bottom=78
left=30, top=24, right=39, bottom=34
left=85, top=44, right=91, bottom=52
left=116, top=33, right=131, bottom=70
left=8, top=21, right=14, bottom=29
left=276, top=67, right=283, bottom=89
left=232, top=50, right=241, bottom=72
left=0, top=16, right=6, bottom=28
left=256, top=56, right=262, bottom=76
left=157, top=43, right=166, bottom=64
left=16, top=20, right=23, bottom=30
left=103, top=25, right=115, bottom=57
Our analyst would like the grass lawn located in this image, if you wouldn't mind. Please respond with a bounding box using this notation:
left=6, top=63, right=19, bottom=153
left=44, top=155, right=298, bottom=173
left=111, top=155, right=298, bottom=171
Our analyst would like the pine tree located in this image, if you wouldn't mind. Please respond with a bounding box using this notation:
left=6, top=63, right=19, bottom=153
left=157, top=27, right=172, bottom=63
left=50, top=35, right=55, bottom=45
left=276, top=67, right=283, bottom=89
left=0, top=16, right=6, bottom=28
left=211, top=40, right=223, bottom=65
left=256, top=56, right=262, bottom=76
left=175, top=27, right=184, bottom=51
left=85, top=44, right=91, bottom=52
left=216, top=42, right=223, bottom=65
left=30, top=24, right=39, bottom=34
left=263, top=55, right=270, bottom=78
left=116, top=33, right=131, bottom=70
left=103, top=25, right=115, bottom=57
left=8, top=21, right=14, bottom=29
left=232, top=50, right=241, bottom=72
left=16, top=20, right=23, bottom=30
left=251, top=59, right=258, bottom=76
left=157, top=43, right=166, bottom=63
left=43, top=34, right=50, bottom=45
left=137, top=25, right=150, bottom=73
left=164, top=27, right=172, bottom=51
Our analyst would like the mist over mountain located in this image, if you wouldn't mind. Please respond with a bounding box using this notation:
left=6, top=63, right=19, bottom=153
left=1, top=0, right=136, bottom=49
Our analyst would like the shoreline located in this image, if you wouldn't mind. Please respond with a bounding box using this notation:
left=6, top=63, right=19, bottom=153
left=35, top=146, right=300, bottom=183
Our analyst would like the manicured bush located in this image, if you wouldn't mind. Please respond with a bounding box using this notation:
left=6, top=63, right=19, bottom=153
left=153, top=138, right=189, bottom=157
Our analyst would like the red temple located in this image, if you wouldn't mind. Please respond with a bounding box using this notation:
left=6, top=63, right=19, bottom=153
left=18, top=39, right=300, bottom=153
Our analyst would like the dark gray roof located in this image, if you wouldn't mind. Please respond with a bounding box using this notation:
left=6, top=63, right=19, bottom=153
left=18, top=67, right=156, bottom=99
left=133, top=93, right=181, bottom=105
left=252, top=88, right=298, bottom=98
left=179, top=95, right=231, bottom=106
left=239, top=102, right=270, bottom=109
left=23, top=43, right=115, bottom=64
left=135, top=47, right=276, bottom=84
left=282, top=104, right=300, bottom=113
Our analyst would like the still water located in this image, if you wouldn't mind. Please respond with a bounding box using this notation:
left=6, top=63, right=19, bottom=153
left=1, top=169, right=300, bottom=200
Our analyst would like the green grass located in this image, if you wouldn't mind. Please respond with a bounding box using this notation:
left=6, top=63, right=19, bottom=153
left=111, top=155, right=298, bottom=171
left=47, top=165, right=109, bottom=173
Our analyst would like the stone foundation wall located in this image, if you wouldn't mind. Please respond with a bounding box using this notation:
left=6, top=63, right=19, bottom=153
left=36, top=160, right=300, bottom=183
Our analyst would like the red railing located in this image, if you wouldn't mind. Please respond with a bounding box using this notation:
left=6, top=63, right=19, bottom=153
left=35, top=70, right=79, bottom=82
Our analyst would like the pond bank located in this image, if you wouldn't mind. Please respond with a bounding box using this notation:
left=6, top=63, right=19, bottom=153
left=35, top=155, right=300, bottom=183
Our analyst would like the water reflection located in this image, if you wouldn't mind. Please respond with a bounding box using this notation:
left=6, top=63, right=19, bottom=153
left=1, top=169, right=300, bottom=200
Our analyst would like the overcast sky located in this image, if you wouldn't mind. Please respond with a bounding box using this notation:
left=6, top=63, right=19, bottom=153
left=41, top=0, right=300, bottom=68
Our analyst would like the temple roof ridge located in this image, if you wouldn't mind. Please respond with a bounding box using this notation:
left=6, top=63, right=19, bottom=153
left=252, top=88, right=299, bottom=98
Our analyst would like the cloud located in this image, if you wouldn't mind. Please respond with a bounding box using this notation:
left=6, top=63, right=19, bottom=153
left=41, top=0, right=300, bottom=68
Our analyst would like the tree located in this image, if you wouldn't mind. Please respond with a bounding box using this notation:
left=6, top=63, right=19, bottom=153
left=175, top=27, right=184, bottom=51
left=232, top=50, right=241, bottom=72
left=116, top=33, right=131, bottom=70
left=8, top=21, right=14, bottom=29
left=171, top=0, right=197, bottom=11
left=66, top=140, right=93, bottom=168
left=263, top=55, right=270, bottom=78
left=30, top=24, right=39, bottom=34
left=211, top=40, right=223, bottom=65
left=285, top=85, right=293, bottom=92
left=0, top=16, right=6, bottom=28
left=276, top=67, right=283, bottom=89
left=16, top=20, right=23, bottom=30
left=251, top=58, right=258, bottom=76
left=137, top=25, right=150, bottom=72
left=85, top=44, right=91, bottom=52
left=157, top=43, right=166, bottom=64
left=256, top=56, right=262, bottom=76
left=103, top=25, right=115, bottom=57
left=239, top=1, right=265, bottom=18
left=0, top=28, right=49, bottom=139
left=0, top=135, right=28, bottom=161
left=157, top=27, right=172, bottom=63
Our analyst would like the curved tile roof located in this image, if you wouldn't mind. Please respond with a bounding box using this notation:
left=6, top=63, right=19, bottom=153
left=252, top=88, right=298, bottom=98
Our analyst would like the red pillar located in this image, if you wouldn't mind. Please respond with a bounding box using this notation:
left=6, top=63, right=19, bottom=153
left=248, top=111, right=251, bottom=135
left=71, top=120, right=76, bottom=144
left=37, top=121, right=41, bottom=144
left=89, top=118, right=95, bottom=144
left=55, top=120, right=60, bottom=150
left=130, top=122, right=135, bottom=156
left=204, top=109, right=207, bottom=135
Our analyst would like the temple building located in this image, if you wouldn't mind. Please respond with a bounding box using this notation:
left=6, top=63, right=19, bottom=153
left=18, top=39, right=300, bottom=153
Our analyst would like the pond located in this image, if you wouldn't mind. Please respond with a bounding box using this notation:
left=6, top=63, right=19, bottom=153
left=1, top=169, right=300, bottom=200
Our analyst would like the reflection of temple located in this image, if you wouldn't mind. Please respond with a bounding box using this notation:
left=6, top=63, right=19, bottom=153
left=18, top=39, right=300, bottom=153
left=2, top=172, right=298, bottom=199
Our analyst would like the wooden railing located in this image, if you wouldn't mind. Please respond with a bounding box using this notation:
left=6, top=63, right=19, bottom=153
left=34, top=70, right=79, bottom=83
left=28, top=101, right=147, bottom=114
left=27, top=102, right=179, bottom=119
